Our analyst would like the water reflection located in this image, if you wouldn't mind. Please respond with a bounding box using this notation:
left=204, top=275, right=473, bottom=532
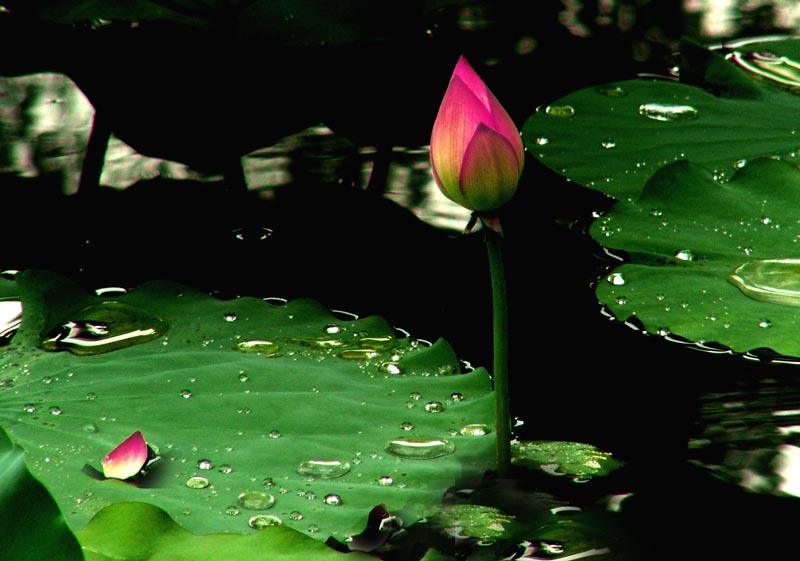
left=690, top=375, right=800, bottom=498
left=0, top=72, right=471, bottom=231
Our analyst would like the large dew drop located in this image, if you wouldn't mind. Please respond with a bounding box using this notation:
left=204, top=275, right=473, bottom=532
left=385, top=436, right=455, bottom=459
left=729, top=259, right=800, bottom=307
left=237, top=491, right=275, bottom=510
left=296, top=459, right=351, bottom=479
left=0, top=299, right=22, bottom=346
left=638, top=103, right=699, bottom=121
left=40, top=301, right=167, bottom=355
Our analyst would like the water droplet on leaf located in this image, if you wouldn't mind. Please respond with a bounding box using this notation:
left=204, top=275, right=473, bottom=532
left=296, top=459, right=351, bottom=479
left=385, top=436, right=455, bottom=459
left=638, top=103, right=698, bottom=121
left=237, top=491, right=275, bottom=510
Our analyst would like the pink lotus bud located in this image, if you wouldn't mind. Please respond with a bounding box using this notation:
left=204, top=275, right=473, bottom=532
left=430, top=56, right=524, bottom=212
left=102, top=431, right=148, bottom=480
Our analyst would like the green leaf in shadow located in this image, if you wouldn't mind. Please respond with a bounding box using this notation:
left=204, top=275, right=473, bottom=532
left=0, top=269, right=496, bottom=541
left=0, top=425, right=83, bottom=561
left=593, top=157, right=800, bottom=357
left=77, top=501, right=374, bottom=561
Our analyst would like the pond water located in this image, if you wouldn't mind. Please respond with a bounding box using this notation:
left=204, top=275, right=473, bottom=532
left=3, top=1, right=800, bottom=560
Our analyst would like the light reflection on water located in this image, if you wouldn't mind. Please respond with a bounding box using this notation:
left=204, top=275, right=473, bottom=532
left=689, top=375, right=800, bottom=498
left=0, top=72, right=471, bottom=231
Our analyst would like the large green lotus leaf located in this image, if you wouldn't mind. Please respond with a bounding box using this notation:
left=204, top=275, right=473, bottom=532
left=78, top=501, right=373, bottom=561
left=522, top=36, right=800, bottom=202
left=0, top=426, right=83, bottom=561
left=592, top=157, right=800, bottom=356
left=0, top=269, right=495, bottom=541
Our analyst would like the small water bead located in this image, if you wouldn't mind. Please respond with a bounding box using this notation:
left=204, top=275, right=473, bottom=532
left=223, top=312, right=237, bottom=322
left=534, top=136, right=549, bottom=146
left=449, top=392, right=464, bottom=402
left=237, top=491, right=275, bottom=510
left=49, top=406, right=62, bottom=415
left=649, top=208, right=663, bottom=217
left=385, top=436, right=456, bottom=459
left=594, top=84, right=627, bottom=97
left=600, top=138, right=616, bottom=149
left=23, top=403, right=37, bottom=413
left=606, top=272, right=626, bottom=286
left=236, top=406, right=251, bottom=414
left=322, top=494, right=342, bottom=506
left=437, top=364, right=457, bottom=376
left=42, top=376, right=54, bottom=384
left=179, top=389, right=192, bottom=399
left=218, top=464, right=233, bottom=474
left=759, top=319, right=773, bottom=328
left=185, top=475, right=210, bottom=489
left=225, top=506, right=240, bottom=516
left=615, top=296, right=628, bottom=305
left=269, top=430, right=281, bottom=439
left=85, top=392, right=98, bottom=400
left=262, top=477, right=274, bottom=487
left=409, top=392, right=421, bottom=401
left=81, top=422, right=98, bottom=433
left=378, top=362, right=402, bottom=375
left=307, top=524, right=319, bottom=533
left=544, top=104, right=575, bottom=117
left=424, top=401, right=445, bottom=413
left=459, top=423, right=492, bottom=437
left=324, top=324, right=341, bottom=334
left=296, top=459, right=351, bottom=479
left=249, top=514, right=282, bottom=529
left=638, top=102, right=699, bottom=121
left=377, top=476, right=394, bottom=486
left=197, top=459, right=213, bottom=470
left=289, top=511, right=304, bottom=521
left=674, top=249, right=695, bottom=261
left=401, top=422, right=414, bottom=431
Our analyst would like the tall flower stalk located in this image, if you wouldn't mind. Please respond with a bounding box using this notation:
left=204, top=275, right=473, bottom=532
left=430, top=56, right=523, bottom=476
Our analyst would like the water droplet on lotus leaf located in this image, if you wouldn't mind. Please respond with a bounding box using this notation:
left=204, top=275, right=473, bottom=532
left=729, top=259, right=800, bottom=307
left=594, top=84, right=627, bottom=97
left=40, top=301, right=167, bottom=355
left=322, top=493, right=342, bottom=506
left=544, top=104, right=575, bottom=117
left=385, top=436, right=455, bottom=459
left=81, top=422, right=98, bottom=433
left=186, top=475, right=210, bottom=489
left=235, top=340, right=280, bottom=356
left=23, top=403, right=37, bottom=413
left=249, top=514, right=282, bottom=529
left=223, top=312, right=237, bottom=322
left=237, top=491, right=275, bottom=510
left=424, top=401, right=445, bottom=413
left=358, top=336, right=397, bottom=351
left=338, top=348, right=380, bottom=360
left=638, top=102, right=698, bottom=121
left=0, top=299, right=22, bottom=346
left=197, top=459, right=213, bottom=470
left=674, top=249, right=695, bottom=261
left=296, top=459, right=351, bottom=479
left=377, top=476, right=394, bottom=486
left=289, top=510, right=303, bottom=520
left=459, top=423, right=492, bottom=436
left=429, top=504, right=515, bottom=540
left=378, top=362, right=402, bottom=375
left=606, top=272, right=625, bottom=286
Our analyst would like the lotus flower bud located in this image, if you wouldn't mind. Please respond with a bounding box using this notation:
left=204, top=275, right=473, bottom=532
left=430, top=56, right=524, bottom=212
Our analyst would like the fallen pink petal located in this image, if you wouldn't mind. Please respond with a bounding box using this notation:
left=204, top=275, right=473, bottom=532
left=102, top=431, right=148, bottom=480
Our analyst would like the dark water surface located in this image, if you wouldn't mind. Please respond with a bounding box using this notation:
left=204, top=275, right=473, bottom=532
left=3, top=1, right=800, bottom=559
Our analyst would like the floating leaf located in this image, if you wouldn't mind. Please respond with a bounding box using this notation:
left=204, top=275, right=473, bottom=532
left=594, top=157, right=800, bottom=357
left=510, top=440, right=623, bottom=479
left=0, top=270, right=495, bottom=541
left=522, top=36, right=800, bottom=201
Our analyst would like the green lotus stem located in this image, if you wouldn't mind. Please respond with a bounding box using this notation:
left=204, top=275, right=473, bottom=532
left=484, top=223, right=512, bottom=477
